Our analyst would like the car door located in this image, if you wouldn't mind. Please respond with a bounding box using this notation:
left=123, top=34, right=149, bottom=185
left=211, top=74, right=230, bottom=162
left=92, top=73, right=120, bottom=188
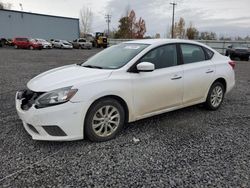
left=23, top=38, right=29, bottom=48
left=130, top=44, right=183, bottom=118
left=54, top=40, right=59, bottom=48
left=180, top=44, right=215, bottom=104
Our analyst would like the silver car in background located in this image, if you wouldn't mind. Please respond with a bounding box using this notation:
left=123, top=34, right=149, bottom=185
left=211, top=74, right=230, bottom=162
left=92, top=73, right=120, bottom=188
left=51, top=39, right=73, bottom=49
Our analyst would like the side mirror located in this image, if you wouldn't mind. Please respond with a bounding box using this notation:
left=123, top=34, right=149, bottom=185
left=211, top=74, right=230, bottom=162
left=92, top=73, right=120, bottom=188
left=136, top=62, right=155, bottom=72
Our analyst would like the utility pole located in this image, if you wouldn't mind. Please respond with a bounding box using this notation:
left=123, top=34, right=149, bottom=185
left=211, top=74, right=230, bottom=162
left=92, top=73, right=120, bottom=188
left=170, top=2, right=177, bottom=39
left=105, top=14, right=111, bottom=37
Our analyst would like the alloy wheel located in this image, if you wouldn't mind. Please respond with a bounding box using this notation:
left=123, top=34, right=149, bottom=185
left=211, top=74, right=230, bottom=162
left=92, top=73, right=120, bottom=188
left=92, top=105, right=120, bottom=137
left=210, top=85, right=223, bottom=108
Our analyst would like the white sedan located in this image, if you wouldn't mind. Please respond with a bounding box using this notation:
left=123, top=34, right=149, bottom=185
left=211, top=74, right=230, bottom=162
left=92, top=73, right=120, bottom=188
left=16, top=39, right=235, bottom=142
left=35, top=39, right=52, bottom=49
left=51, top=39, right=73, bottom=49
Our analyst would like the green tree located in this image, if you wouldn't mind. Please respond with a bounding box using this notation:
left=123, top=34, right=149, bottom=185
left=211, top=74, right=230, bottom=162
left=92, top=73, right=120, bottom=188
left=115, top=9, right=146, bottom=39
left=186, top=23, right=199, bottom=39
left=115, top=17, right=131, bottom=39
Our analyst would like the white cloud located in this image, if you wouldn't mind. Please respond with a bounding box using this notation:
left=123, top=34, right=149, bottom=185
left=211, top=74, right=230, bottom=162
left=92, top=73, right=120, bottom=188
left=2, top=0, right=250, bottom=37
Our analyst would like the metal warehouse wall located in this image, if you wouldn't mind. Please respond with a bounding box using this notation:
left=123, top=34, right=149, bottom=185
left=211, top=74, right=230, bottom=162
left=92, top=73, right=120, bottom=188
left=0, top=10, right=80, bottom=40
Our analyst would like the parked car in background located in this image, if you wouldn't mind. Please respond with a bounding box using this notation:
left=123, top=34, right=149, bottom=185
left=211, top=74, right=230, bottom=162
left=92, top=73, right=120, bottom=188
left=72, top=38, right=92, bottom=49
left=16, top=39, right=235, bottom=142
left=1, top=38, right=14, bottom=46
left=226, top=44, right=250, bottom=61
left=13, top=37, right=43, bottom=50
left=35, top=39, right=52, bottom=49
left=51, top=39, right=73, bottom=49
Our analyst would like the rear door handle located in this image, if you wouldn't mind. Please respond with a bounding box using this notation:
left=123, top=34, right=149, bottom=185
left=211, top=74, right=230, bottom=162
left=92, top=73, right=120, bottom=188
left=171, top=76, right=182, bottom=80
left=206, top=70, right=214, bottom=74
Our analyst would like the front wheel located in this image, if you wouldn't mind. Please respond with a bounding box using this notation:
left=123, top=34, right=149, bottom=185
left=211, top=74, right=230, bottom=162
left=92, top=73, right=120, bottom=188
left=84, top=98, right=125, bottom=142
left=29, top=46, right=34, bottom=50
left=205, top=82, right=225, bottom=110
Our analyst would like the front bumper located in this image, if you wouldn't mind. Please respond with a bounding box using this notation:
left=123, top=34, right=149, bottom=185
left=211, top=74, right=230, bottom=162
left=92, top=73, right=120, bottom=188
left=43, top=45, right=52, bottom=49
left=15, top=92, right=87, bottom=141
left=62, top=45, right=73, bottom=49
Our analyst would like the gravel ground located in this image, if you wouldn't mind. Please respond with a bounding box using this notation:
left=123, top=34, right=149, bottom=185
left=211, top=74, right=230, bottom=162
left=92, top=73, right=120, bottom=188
left=0, top=48, right=249, bottom=187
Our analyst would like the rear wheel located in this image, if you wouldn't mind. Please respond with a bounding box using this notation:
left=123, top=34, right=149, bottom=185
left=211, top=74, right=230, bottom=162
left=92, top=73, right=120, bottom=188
left=205, top=82, right=225, bottom=110
left=85, top=98, right=125, bottom=142
left=243, top=56, right=249, bottom=61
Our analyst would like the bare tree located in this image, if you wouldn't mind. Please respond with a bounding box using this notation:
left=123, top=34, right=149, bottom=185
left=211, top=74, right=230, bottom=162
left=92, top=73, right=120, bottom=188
left=79, top=7, right=93, bottom=34
left=0, top=1, right=12, bottom=9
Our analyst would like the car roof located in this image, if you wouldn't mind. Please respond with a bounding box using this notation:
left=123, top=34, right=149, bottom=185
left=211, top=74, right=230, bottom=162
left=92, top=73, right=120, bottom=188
left=14, top=37, right=28, bottom=39
left=124, top=39, right=204, bottom=46
left=124, top=39, right=216, bottom=52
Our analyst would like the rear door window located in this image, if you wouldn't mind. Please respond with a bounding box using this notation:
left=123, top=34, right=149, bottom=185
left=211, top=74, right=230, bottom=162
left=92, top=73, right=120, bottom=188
left=180, top=44, right=206, bottom=64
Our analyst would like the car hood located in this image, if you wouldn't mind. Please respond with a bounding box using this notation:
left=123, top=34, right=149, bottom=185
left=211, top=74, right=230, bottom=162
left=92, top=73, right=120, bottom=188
left=234, top=47, right=248, bottom=50
left=27, top=64, right=113, bottom=92
left=41, top=42, right=51, bottom=45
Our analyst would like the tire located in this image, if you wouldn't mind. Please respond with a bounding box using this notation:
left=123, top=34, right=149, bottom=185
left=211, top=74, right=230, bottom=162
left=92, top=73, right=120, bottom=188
left=29, top=46, right=34, bottom=50
left=14, top=45, right=18, bottom=49
left=244, top=56, right=249, bottom=61
left=205, top=82, right=225, bottom=110
left=85, top=98, right=125, bottom=142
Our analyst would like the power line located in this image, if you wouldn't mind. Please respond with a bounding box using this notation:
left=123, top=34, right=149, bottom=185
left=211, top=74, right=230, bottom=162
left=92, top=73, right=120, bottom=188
left=105, top=14, right=111, bottom=36
left=170, top=2, right=177, bottom=38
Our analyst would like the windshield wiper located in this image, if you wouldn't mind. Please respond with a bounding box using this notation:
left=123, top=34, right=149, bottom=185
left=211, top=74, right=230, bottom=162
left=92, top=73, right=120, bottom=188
left=82, top=65, right=103, bottom=69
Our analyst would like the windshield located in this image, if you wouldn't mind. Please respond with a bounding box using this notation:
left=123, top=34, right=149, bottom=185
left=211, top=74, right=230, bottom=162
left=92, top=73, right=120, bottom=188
left=81, top=43, right=148, bottom=69
left=62, top=40, right=70, bottom=44
left=37, top=39, right=46, bottom=42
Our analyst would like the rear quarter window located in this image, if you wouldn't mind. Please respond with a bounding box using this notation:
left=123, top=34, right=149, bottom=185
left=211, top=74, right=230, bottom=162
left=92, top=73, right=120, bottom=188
left=203, top=47, right=214, bottom=60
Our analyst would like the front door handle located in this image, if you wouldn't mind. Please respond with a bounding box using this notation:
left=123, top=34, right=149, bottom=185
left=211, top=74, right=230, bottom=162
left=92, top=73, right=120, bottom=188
left=171, top=76, right=182, bottom=80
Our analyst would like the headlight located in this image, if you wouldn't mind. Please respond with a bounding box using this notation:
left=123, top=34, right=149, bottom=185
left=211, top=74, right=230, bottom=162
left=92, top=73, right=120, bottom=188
left=35, top=86, right=78, bottom=108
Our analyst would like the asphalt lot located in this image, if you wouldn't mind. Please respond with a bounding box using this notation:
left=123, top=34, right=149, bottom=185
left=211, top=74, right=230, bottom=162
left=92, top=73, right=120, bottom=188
left=0, top=48, right=249, bottom=187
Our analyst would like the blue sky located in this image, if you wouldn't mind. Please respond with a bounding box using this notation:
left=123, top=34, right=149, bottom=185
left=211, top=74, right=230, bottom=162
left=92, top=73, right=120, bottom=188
left=2, top=0, right=250, bottom=37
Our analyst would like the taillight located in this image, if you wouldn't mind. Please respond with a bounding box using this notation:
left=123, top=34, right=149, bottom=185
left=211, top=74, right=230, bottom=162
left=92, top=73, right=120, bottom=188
left=229, top=61, right=236, bottom=69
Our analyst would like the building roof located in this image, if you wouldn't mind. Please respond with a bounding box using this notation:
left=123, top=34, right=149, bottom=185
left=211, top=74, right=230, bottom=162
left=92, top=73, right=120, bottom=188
left=0, top=9, right=79, bottom=21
